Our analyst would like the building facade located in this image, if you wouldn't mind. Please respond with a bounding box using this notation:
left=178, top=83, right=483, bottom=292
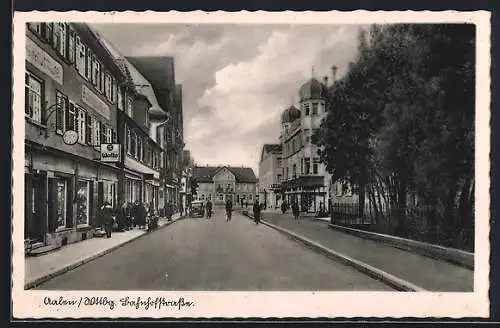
left=126, top=57, right=184, bottom=213
left=192, top=166, right=258, bottom=206
left=258, top=144, right=283, bottom=209
left=24, top=22, right=126, bottom=247
left=96, top=31, right=165, bottom=213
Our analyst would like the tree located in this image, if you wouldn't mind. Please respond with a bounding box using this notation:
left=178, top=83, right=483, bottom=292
left=189, top=177, right=199, bottom=196
left=313, top=23, right=475, bottom=249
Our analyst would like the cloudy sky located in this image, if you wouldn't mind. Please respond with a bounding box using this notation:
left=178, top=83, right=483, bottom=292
left=92, top=23, right=363, bottom=175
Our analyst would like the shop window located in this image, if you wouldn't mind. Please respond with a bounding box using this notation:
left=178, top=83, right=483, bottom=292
left=55, top=91, right=67, bottom=134
left=56, top=179, right=67, bottom=229
left=76, top=180, right=90, bottom=227
left=25, top=72, right=43, bottom=123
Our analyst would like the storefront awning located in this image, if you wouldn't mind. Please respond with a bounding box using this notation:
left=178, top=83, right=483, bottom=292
left=282, top=175, right=325, bottom=190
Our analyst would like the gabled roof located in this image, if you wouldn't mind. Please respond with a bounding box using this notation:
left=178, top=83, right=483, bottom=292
left=260, top=144, right=282, bottom=163
left=92, top=29, right=167, bottom=120
left=193, top=166, right=257, bottom=184
left=126, top=56, right=176, bottom=90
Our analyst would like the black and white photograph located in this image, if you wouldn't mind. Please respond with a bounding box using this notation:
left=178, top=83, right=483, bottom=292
left=12, top=11, right=490, bottom=318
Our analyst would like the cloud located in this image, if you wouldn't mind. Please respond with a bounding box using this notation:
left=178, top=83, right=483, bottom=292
left=92, top=24, right=361, bottom=174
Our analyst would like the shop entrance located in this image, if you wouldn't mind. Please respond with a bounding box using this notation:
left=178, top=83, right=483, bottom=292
left=24, top=173, right=45, bottom=242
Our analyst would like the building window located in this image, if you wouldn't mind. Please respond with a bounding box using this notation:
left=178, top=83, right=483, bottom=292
left=75, top=180, right=90, bottom=227
left=303, top=103, right=310, bottom=116
left=277, top=174, right=282, bottom=182
left=44, top=23, right=53, bottom=44
left=126, top=96, right=133, bottom=117
left=85, top=113, right=92, bottom=145
left=67, top=25, right=75, bottom=63
left=304, top=129, right=310, bottom=143
left=55, top=91, right=67, bottom=134
left=126, top=127, right=132, bottom=154
left=111, top=77, right=116, bottom=103
left=85, top=48, right=92, bottom=81
left=25, top=72, right=43, bottom=123
left=75, top=36, right=86, bottom=77
left=138, top=138, right=143, bottom=161
left=92, top=119, right=101, bottom=146
left=292, top=164, right=297, bottom=178
left=77, top=108, right=86, bottom=144
left=118, top=87, right=124, bottom=110
left=312, top=103, right=318, bottom=115
left=56, top=23, right=67, bottom=58
left=106, top=125, right=112, bottom=143
left=130, top=131, right=137, bottom=157
left=313, top=158, right=319, bottom=174
left=92, top=56, right=99, bottom=87
left=27, top=22, right=43, bottom=35
left=55, top=179, right=67, bottom=229
left=304, top=158, right=311, bottom=174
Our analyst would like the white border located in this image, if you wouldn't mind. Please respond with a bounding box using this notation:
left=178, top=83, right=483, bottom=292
left=12, top=11, right=491, bottom=318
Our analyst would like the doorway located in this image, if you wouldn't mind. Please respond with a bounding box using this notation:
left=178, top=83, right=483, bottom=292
left=24, top=173, right=45, bottom=242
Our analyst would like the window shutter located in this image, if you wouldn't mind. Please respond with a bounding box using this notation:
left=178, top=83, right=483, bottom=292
left=85, top=113, right=92, bottom=145
left=73, top=105, right=79, bottom=135
left=112, top=129, right=117, bottom=143
left=55, top=92, right=66, bottom=134
left=100, top=123, right=106, bottom=144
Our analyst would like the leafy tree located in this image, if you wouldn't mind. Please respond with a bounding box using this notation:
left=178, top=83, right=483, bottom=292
left=313, top=23, right=475, bottom=249
left=189, top=177, right=199, bottom=196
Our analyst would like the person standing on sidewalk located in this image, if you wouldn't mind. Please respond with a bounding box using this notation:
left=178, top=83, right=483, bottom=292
left=292, top=201, right=300, bottom=221
left=253, top=197, right=261, bottom=225
left=101, top=201, right=114, bottom=238
left=225, top=198, right=233, bottom=221
left=206, top=198, right=213, bottom=219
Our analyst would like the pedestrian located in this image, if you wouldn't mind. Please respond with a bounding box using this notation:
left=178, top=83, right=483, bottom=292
left=100, top=201, right=114, bottom=238
left=165, top=201, right=173, bottom=221
left=292, top=201, right=300, bottom=220
left=135, top=202, right=147, bottom=229
left=281, top=200, right=287, bottom=214
left=225, top=198, right=233, bottom=221
left=132, top=200, right=140, bottom=228
left=116, top=200, right=128, bottom=232
left=206, top=198, right=213, bottom=219
left=253, top=197, right=261, bottom=224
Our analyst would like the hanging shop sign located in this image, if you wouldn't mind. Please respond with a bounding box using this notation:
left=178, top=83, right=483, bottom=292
left=62, top=130, right=78, bottom=145
left=82, top=85, right=110, bottom=120
left=26, top=38, right=63, bottom=85
left=100, top=144, right=121, bottom=162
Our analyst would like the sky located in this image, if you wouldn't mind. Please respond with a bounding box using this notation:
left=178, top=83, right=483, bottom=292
left=92, top=23, right=363, bottom=175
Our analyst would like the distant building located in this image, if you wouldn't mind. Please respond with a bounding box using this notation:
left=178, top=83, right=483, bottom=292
left=192, top=166, right=258, bottom=205
left=258, top=144, right=283, bottom=209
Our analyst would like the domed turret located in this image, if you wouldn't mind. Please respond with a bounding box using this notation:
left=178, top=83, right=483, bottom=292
left=281, top=105, right=301, bottom=123
left=299, top=77, right=327, bottom=101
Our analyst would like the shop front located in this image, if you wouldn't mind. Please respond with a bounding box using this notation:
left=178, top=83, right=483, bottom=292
left=25, top=144, right=119, bottom=248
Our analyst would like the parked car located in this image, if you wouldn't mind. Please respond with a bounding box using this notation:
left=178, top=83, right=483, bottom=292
left=190, top=200, right=205, bottom=218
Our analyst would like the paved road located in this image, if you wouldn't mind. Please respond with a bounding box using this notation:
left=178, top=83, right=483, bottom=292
left=36, top=211, right=392, bottom=291
left=255, top=211, right=474, bottom=292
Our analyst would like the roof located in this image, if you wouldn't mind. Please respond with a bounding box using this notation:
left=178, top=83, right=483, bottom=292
left=193, top=166, right=258, bottom=184
left=92, top=30, right=167, bottom=120
left=263, top=144, right=282, bottom=153
left=126, top=56, right=176, bottom=90
left=299, top=77, right=327, bottom=101
left=281, top=105, right=301, bottom=123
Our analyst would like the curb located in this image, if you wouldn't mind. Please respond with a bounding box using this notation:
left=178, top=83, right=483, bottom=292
left=240, top=211, right=426, bottom=292
left=328, top=224, right=474, bottom=270
left=24, top=215, right=186, bottom=290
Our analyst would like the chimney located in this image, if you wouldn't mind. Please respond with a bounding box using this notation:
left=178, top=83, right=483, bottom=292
left=331, top=66, right=338, bottom=82
left=323, top=76, right=329, bottom=87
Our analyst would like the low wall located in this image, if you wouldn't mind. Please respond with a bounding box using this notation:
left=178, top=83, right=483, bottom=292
left=329, top=224, right=474, bottom=270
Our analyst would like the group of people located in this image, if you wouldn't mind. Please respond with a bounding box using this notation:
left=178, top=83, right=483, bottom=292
left=199, top=197, right=263, bottom=224
left=99, top=200, right=175, bottom=238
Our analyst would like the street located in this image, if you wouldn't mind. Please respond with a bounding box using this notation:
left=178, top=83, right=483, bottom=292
left=35, top=210, right=392, bottom=291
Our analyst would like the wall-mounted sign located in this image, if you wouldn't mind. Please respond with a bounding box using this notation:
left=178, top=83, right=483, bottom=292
left=62, top=130, right=78, bottom=145
left=82, top=85, right=110, bottom=120
left=100, top=144, right=121, bottom=162
left=26, top=38, right=63, bottom=85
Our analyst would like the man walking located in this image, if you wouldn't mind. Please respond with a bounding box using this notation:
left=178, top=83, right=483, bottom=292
left=101, top=201, right=114, bottom=238
left=225, top=198, right=233, bottom=221
left=253, top=196, right=261, bottom=225
left=292, top=201, right=300, bottom=221
left=206, top=198, right=213, bottom=219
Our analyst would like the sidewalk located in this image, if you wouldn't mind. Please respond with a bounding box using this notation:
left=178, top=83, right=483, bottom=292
left=242, top=211, right=473, bottom=291
left=25, top=213, right=184, bottom=289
